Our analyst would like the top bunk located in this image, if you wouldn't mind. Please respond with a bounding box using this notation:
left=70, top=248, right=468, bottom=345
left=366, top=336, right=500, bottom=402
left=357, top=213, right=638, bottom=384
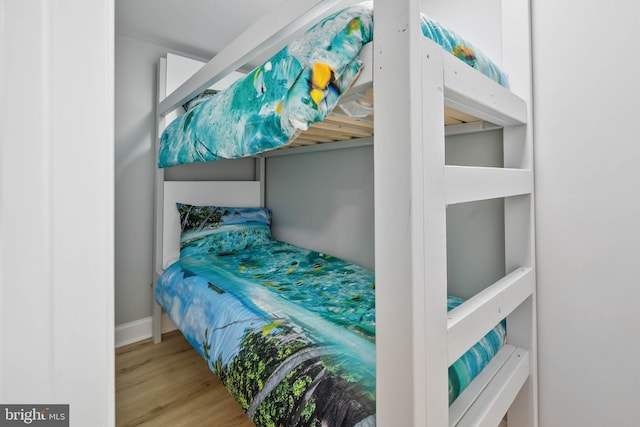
left=155, top=0, right=527, bottom=168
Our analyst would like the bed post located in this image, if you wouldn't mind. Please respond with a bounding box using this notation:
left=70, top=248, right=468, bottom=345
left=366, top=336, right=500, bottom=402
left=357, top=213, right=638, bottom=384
left=258, top=156, right=266, bottom=208
left=152, top=57, right=168, bottom=344
left=374, top=0, right=449, bottom=425
left=152, top=295, right=162, bottom=344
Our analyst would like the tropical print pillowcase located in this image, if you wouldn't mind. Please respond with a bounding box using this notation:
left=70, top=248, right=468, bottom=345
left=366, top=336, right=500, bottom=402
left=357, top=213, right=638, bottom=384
left=177, top=204, right=272, bottom=255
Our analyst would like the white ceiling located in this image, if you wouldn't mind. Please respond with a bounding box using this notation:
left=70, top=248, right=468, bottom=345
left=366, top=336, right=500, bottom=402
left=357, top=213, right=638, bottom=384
left=115, top=0, right=504, bottom=70
left=116, top=0, right=285, bottom=60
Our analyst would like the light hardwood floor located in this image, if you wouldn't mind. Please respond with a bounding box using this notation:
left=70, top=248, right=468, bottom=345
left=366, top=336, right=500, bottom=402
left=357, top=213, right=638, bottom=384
left=117, top=331, right=509, bottom=427
left=116, top=330, right=254, bottom=427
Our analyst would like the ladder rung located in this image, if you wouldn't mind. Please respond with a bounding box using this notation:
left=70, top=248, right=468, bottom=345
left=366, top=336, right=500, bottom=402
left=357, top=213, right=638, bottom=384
left=450, top=344, right=515, bottom=426
left=448, top=267, right=534, bottom=365
left=456, top=348, right=530, bottom=427
left=445, top=166, right=532, bottom=205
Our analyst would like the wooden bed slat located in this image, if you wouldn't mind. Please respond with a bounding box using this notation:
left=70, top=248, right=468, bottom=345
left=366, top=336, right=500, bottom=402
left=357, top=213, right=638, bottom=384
left=444, top=107, right=480, bottom=124
left=288, top=105, right=485, bottom=146
left=308, top=121, right=373, bottom=137
left=322, top=115, right=374, bottom=129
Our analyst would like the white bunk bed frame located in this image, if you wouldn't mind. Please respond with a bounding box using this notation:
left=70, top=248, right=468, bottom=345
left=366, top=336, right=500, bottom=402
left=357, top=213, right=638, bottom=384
left=152, top=0, right=537, bottom=426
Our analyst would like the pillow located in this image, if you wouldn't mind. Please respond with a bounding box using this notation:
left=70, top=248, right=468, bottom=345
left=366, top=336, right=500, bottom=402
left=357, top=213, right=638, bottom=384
left=176, top=204, right=272, bottom=256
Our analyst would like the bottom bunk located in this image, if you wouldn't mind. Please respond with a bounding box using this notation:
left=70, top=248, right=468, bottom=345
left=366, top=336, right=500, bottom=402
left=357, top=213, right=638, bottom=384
left=154, top=202, right=508, bottom=426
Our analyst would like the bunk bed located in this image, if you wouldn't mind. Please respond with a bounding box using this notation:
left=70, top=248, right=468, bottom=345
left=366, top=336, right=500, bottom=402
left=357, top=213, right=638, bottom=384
left=153, top=0, right=537, bottom=426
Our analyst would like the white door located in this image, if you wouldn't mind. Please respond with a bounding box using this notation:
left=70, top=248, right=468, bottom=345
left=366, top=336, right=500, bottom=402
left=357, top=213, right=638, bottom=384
left=0, top=1, right=115, bottom=425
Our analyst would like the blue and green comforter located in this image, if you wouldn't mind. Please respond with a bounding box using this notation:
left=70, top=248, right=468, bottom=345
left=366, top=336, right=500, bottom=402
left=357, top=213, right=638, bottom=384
left=155, top=206, right=505, bottom=426
left=158, top=2, right=508, bottom=168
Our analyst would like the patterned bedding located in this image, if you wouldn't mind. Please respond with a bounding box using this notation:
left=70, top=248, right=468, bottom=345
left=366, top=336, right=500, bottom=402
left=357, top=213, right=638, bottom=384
left=158, top=2, right=509, bottom=168
left=154, top=206, right=506, bottom=426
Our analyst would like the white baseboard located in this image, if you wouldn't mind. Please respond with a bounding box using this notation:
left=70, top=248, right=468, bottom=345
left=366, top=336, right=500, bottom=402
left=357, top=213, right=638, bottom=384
left=115, top=313, right=177, bottom=348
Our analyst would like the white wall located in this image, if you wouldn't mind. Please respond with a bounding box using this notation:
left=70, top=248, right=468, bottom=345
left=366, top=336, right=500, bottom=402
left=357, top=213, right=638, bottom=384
left=115, top=35, right=166, bottom=325
left=115, top=36, right=255, bottom=326
left=266, top=146, right=376, bottom=270
left=532, top=1, right=640, bottom=425
left=0, top=0, right=114, bottom=424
